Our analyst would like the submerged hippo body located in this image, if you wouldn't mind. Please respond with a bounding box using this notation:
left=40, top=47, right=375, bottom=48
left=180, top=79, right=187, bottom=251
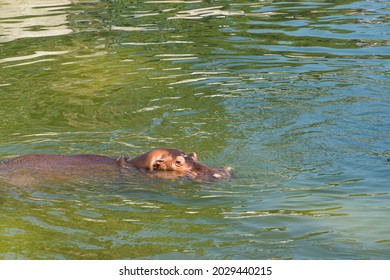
left=0, top=148, right=231, bottom=186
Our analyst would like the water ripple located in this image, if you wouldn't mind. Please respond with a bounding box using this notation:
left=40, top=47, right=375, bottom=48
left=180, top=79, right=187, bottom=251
left=168, top=6, right=244, bottom=20
left=0, top=0, right=72, bottom=43
left=1, top=0, right=389, bottom=260
left=224, top=206, right=346, bottom=219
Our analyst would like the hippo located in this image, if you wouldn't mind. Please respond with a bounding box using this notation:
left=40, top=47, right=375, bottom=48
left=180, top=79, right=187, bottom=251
left=0, top=148, right=231, bottom=186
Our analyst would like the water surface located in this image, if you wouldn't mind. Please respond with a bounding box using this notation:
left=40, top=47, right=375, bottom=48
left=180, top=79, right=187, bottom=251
left=0, top=0, right=389, bottom=259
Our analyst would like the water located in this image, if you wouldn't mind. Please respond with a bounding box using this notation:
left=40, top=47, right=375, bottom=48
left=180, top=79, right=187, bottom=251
left=0, top=0, right=389, bottom=259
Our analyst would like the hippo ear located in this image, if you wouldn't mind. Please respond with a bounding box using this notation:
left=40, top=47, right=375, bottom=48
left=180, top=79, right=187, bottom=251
left=116, top=156, right=126, bottom=168
left=188, top=152, right=198, bottom=162
left=150, top=157, right=165, bottom=171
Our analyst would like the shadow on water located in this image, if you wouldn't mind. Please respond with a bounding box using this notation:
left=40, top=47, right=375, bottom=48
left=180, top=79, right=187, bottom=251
left=1, top=0, right=390, bottom=259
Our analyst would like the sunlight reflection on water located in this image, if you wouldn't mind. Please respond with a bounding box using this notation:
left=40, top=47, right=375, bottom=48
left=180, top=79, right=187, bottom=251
left=0, top=0, right=389, bottom=259
left=0, top=0, right=73, bottom=43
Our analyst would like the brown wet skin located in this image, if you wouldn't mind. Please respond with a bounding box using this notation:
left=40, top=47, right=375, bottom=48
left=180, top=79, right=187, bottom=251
left=0, top=148, right=231, bottom=186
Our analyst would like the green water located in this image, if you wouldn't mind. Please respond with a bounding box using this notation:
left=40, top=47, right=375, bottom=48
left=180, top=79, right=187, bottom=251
left=0, top=0, right=389, bottom=259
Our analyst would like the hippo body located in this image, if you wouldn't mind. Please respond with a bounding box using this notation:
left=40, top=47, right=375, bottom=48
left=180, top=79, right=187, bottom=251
left=0, top=154, right=118, bottom=170
left=0, top=148, right=231, bottom=186
left=0, top=154, right=125, bottom=186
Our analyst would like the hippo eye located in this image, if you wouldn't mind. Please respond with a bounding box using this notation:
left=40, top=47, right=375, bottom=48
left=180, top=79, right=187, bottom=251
left=174, top=156, right=186, bottom=167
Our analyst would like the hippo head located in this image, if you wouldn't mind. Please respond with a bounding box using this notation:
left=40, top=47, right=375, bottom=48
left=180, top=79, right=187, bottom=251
left=127, top=148, right=231, bottom=181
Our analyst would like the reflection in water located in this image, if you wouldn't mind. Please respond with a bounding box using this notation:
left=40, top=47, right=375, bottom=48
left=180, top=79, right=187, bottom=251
left=0, top=0, right=73, bottom=43
left=0, top=0, right=389, bottom=259
left=167, top=5, right=245, bottom=20
left=0, top=51, right=69, bottom=68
